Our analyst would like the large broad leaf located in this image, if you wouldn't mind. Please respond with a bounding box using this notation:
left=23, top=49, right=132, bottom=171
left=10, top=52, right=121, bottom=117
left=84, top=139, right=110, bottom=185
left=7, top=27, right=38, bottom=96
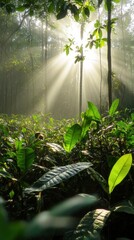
left=87, top=102, right=101, bottom=121
left=108, top=153, right=132, bottom=194
left=16, top=147, right=35, bottom=172
left=109, top=98, right=119, bottom=116
left=63, top=124, right=82, bottom=152
left=24, top=194, right=98, bottom=239
left=24, top=162, right=92, bottom=194
left=74, top=209, right=110, bottom=240
left=51, top=194, right=98, bottom=216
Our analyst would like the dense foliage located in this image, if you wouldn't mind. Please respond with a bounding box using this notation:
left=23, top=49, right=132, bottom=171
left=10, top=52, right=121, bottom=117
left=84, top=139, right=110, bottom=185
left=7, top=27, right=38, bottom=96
left=0, top=101, right=134, bottom=239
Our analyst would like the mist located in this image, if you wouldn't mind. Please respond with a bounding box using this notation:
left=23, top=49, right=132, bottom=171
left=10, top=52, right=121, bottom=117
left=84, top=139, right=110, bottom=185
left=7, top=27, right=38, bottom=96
left=0, top=0, right=133, bottom=119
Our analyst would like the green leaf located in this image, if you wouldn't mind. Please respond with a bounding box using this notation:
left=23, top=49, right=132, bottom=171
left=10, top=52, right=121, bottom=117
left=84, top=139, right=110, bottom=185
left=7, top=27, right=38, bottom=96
left=81, top=116, right=91, bottom=139
left=16, top=147, right=35, bottom=172
left=0, top=222, right=26, bottom=240
left=70, top=4, right=78, bottom=15
left=94, top=20, right=100, bottom=28
left=57, top=3, right=68, bottom=20
left=9, top=190, right=15, bottom=199
left=74, top=12, right=80, bottom=21
left=74, top=209, right=110, bottom=239
left=109, top=98, right=119, bottom=116
left=24, top=162, right=92, bottom=193
left=25, top=194, right=98, bottom=239
left=116, top=120, right=128, bottom=133
left=98, top=29, right=102, bottom=38
left=51, top=194, right=98, bottom=216
left=102, top=38, right=107, bottom=42
left=87, top=102, right=101, bottom=121
left=24, top=211, right=73, bottom=238
left=57, top=10, right=67, bottom=19
left=83, top=7, right=90, bottom=17
left=63, top=124, right=82, bottom=152
left=99, top=39, right=105, bottom=47
left=93, top=28, right=98, bottom=37
left=16, top=6, right=26, bottom=12
left=108, top=153, right=132, bottom=194
left=88, top=5, right=95, bottom=11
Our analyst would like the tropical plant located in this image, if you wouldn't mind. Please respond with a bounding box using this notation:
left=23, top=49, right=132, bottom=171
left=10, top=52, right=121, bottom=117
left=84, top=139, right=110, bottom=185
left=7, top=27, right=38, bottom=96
left=0, top=100, right=133, bottom=239
left=0, top=151, right=133, bottom=240
left=21, top=98, right=133, bottom=238
left=63, top=99, right=119, bottom=153
left=22, top=151, right=133, bottom=239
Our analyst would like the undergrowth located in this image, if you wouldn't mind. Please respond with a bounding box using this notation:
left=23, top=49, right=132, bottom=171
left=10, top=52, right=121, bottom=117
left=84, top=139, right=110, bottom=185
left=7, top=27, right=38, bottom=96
left=0, top=100, right=134, bottom=240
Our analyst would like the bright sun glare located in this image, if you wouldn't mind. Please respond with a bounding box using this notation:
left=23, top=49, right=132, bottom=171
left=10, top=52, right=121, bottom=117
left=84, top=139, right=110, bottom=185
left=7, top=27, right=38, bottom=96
left=62, top=17, right=97, bottom=65
left=36, top=15, right=107, bottom=117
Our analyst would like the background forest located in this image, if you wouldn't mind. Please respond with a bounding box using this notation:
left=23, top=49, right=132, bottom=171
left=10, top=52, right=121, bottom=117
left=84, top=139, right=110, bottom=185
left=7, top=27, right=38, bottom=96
left=0, top=0, right=134, bottom=118
left=0, top=1, right=134, bottom=240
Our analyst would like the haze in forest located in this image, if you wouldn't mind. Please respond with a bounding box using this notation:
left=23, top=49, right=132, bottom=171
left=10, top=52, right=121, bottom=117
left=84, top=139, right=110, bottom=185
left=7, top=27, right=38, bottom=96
left=0, top=0, right=134, bottom=119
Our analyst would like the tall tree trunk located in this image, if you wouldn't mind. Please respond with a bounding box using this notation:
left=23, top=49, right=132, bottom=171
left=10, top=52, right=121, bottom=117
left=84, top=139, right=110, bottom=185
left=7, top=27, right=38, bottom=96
left=107, top=0, right=112, bottom=108
left=79, top=23, right=84, bottom=120
left=41, top=17, right=48, bottom=114
left=28, top=18, right=35, bottom=112
left=44, top=17, right=48, bottom=114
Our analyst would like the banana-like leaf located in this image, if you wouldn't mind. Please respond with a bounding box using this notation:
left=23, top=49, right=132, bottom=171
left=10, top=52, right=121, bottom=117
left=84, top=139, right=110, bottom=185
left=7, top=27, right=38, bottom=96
left=74, top=209, right=110, bottom=240
left=16, top=147, right=35, bottom=172
left=108, top=153, right=132, bottom=194
left=109, top=98, right=119, bottom=116
left=63, top=124, right=82, bottom=152
left=87, top=102, right=101, bottom=121
left=24, top=162, right=92, bottom=194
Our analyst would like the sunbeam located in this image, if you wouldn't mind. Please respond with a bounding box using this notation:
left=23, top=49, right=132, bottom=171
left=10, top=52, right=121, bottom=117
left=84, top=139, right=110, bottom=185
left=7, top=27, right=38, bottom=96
left=41, top=15, right=107, bottom=117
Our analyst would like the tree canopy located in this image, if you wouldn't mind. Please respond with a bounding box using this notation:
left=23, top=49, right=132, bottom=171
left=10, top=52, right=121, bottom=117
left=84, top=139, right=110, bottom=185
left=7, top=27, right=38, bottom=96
left=0, top=1, right=120, bottom=20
